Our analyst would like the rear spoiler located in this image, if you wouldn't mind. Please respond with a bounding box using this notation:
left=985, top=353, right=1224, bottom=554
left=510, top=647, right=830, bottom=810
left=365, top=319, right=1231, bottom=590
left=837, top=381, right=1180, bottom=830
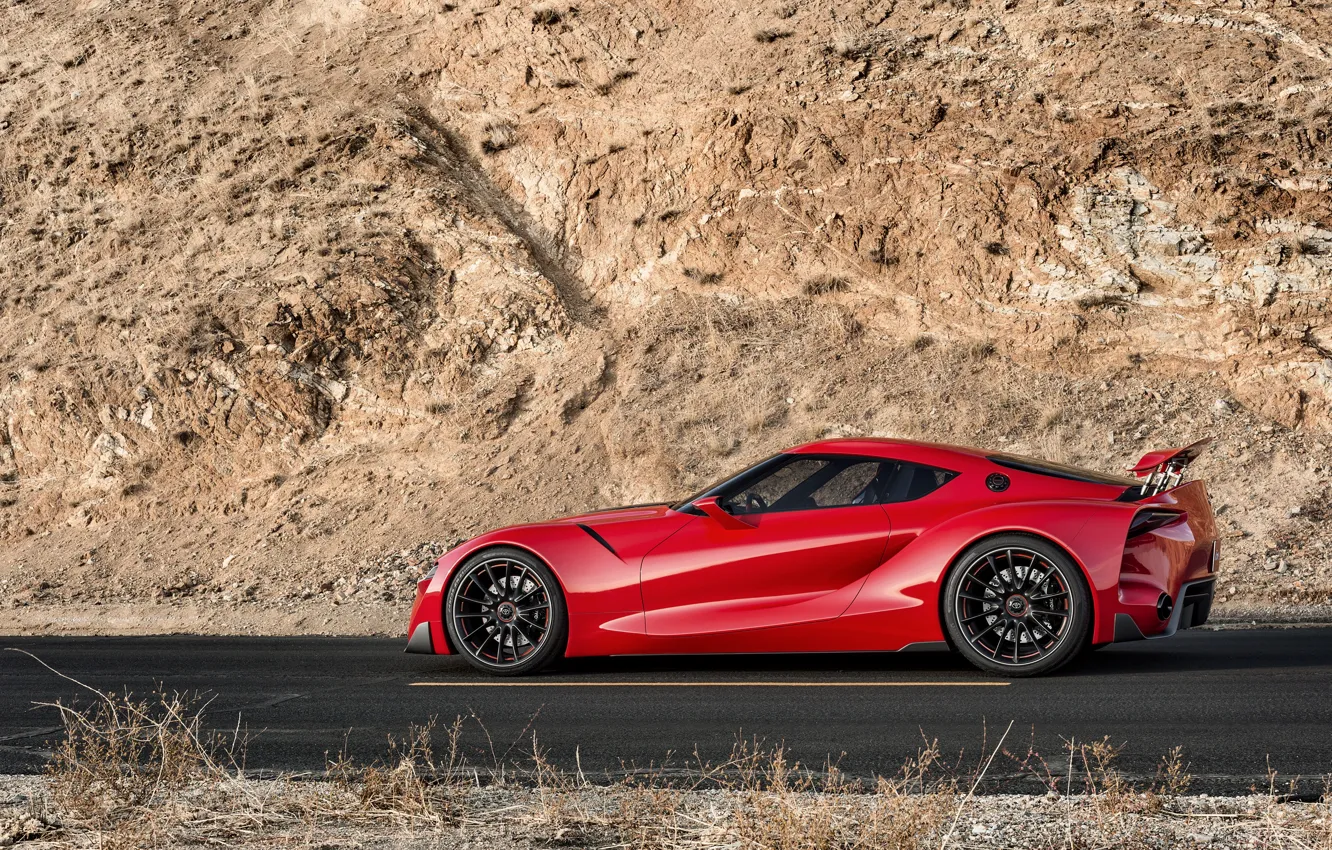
left=1128, top=438, right=1211, bottom=496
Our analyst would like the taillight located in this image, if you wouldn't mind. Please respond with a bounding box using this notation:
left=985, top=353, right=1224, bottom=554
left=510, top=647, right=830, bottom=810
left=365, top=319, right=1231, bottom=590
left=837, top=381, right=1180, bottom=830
left=1128, top=509, right=1187, bottom=539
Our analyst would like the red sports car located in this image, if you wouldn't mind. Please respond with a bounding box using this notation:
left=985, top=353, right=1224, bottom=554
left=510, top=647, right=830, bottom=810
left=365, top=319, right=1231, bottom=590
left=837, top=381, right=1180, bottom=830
left=406, top=438, right=1218, bottom=676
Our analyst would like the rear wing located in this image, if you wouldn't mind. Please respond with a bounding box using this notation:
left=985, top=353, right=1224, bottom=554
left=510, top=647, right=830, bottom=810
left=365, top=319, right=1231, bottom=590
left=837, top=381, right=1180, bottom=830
left=1128, top=438, right=1211, bottom=497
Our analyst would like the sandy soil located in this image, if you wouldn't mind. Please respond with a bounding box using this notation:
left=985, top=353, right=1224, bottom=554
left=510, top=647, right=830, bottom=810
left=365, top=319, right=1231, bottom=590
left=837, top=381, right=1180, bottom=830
left=1, top=0, right=1330, bottom=633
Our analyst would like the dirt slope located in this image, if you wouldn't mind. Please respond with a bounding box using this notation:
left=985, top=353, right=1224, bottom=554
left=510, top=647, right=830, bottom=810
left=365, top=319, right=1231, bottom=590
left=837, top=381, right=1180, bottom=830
left=1, top=0, right=1330, bottom=634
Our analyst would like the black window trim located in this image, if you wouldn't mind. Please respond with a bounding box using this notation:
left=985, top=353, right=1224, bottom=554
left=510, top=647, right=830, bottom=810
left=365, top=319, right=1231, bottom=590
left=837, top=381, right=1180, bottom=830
left=986, top=453, right=1133, bottom=488
left=676, top=453, right=959, bottom=515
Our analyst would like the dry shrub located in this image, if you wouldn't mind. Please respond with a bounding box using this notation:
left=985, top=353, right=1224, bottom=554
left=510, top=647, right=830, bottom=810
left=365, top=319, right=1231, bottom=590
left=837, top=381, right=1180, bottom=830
left=720, top=738, right=953, bottom=850
left=0, top=807, right=60, bottom=845
left=530, top=4, right=563, bottom=25
left=803, top=274, right=850, bottom=296
left=17, top=648, right=485, bottom=846
left=833, top=33, right=867, bottom=58
left=329, top=717, right=468, bottom=824
left=43, top=686, right=240, bottom=831
left=30, top=663, right=253, bottom=848
left=1072, top=737, right=1130, bottom=798
left=1039, top=405, right=1063, bottom=430
left=481, top=120, right=517, bottom=154
left=23, top=647, right=1311, bottom=850
left=1154, top=745, right=1193, bottom=798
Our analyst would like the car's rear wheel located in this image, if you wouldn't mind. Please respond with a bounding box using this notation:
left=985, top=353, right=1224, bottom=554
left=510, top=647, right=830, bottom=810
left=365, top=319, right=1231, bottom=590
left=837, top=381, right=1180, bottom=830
left=942, top=534, right=1091, bottom=677
left=444, top=547, right=567, bottom=676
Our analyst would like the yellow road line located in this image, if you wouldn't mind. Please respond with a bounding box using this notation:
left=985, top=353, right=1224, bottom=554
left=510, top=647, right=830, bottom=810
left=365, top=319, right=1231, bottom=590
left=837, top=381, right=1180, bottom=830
left=409, top=681, right=1009, bottom=687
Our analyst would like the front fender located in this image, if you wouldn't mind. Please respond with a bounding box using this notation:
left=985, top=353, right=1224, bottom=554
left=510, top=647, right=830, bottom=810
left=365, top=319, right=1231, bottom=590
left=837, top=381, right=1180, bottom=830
left=406, top=524, right=644, bottom=655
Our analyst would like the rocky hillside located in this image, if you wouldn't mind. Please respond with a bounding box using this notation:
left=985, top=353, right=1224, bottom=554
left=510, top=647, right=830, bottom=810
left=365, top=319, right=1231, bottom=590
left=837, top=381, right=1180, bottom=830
left=1, top=0, right=1330, bottom=634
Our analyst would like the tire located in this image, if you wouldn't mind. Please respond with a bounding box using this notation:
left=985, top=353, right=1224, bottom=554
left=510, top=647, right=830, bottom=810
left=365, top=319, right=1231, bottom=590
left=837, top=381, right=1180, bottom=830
left=443, top=547, right=567, bottom=676
left=942, top=534, right=1092, bottom=677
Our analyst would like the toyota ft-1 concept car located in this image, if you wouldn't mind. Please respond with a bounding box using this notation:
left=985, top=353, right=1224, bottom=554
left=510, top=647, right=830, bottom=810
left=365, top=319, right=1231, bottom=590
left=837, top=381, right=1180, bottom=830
left=406, top=438, right=1218, bottom=677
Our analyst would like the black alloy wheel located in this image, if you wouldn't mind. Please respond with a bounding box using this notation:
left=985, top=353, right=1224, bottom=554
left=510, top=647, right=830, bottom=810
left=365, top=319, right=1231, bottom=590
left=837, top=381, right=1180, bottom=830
left=444, top=547, right=567, bottom=675
left=943, top=534, right=1091, bottom=677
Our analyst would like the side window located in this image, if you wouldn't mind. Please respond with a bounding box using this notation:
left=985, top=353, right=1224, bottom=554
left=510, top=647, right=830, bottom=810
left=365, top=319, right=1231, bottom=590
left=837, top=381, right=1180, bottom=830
left=808, top=461, right=882, bottom=508
left=880, top=463, right=958, bottom=503
left=720, top=457, right=894, bottom=514
left=722, top=458, right=830, bottom=514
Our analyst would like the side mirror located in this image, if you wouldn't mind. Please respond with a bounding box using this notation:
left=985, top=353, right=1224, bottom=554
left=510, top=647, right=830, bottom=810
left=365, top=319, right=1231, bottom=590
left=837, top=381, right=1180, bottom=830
left=693, top=496, right=754, bottom=530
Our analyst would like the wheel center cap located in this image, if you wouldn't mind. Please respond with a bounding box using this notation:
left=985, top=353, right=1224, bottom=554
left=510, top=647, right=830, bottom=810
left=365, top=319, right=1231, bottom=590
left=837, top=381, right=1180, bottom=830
left=496, top=602, right=516, bottom=623
left=1006, top=595, right=1029, bottom=617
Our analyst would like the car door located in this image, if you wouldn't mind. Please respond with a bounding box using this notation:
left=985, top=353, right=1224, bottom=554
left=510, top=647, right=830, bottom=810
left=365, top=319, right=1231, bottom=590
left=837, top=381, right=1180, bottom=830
left=640, top=456, right=894, bottom=636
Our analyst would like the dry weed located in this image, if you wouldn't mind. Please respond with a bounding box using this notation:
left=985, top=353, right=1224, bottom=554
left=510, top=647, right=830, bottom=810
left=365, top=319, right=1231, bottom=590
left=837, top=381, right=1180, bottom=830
left=1154, top=745, right=1193, bottom=798
left=753, top=27, right=793, bottom=42
left=804, top=274, right=850, bottom=295
left=14, top=651, right=1328, bottom=850
left=328, top=717, right=470, bottom=824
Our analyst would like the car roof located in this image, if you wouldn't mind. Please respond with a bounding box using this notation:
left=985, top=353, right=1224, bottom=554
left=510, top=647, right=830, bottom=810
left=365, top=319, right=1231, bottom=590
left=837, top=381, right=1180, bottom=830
left=787, top=437, right=993, bottom=466
left=787, top=437, right=1134, bottom=487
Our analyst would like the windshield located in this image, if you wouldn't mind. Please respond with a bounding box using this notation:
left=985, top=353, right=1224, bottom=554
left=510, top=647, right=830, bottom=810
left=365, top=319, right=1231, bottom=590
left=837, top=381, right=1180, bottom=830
left=670, top=453, right=786, bottom=513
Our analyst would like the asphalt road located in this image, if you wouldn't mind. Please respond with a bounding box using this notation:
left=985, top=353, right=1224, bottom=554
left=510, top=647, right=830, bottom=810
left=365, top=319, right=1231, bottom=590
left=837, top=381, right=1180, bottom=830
left=2, top=628, right=1330, bottom=793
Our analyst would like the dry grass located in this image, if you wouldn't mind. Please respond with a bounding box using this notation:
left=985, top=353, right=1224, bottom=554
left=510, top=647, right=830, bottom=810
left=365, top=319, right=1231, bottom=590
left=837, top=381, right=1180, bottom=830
left=8, top=650, right=1331, bottom=849
left=753, top=27, right=793, bottom=42
left=803, top=274, right=851, bottom=296
left=480, top=120, right=518, bottom=154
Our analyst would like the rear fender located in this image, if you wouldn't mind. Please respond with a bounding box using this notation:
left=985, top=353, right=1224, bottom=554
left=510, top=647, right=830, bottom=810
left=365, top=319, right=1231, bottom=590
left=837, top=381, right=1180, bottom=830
left=844, top=500, right=1139, bottom=645
left=1116, top=480, right=1219, bottom=637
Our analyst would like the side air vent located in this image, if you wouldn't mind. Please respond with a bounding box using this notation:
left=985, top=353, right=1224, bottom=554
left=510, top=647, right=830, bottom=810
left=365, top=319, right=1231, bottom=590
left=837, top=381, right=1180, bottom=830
left=577, top=524, right=618, bottom=557
left=1127, top=510, right=1187, bottom=539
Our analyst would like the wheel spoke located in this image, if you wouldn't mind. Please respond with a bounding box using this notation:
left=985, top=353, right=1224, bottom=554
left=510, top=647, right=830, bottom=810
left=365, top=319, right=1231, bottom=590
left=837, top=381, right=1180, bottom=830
left=462, top=622, right=491, bottom=644
left=512, top=580, right=543, bottom=605
left=966, top=619, right=1003, bottom=648
left=1024, top=565, right=1052, bottom=593
left=1022, top=556, right=1040, bottom=589
left=482, top=562, right=503, bottom=597
left=1030, top=614, right=1059, bottom=635
left=514, top=617, right=545, bottom=647
left=958, top=592, right=998, bottom=604
left=517, top=612, right=547, bottom=631
left=955, top=546, right=1083, bottom=667
left=511, top=565, right=532, bottom=598
left=1029, top=590, right=1068, bottom=602
left=510, top=619, right=533, bottom=645
left=1023, top=623, right=1045, bottom=658
left=451, top=558, right=556, bottom=667
left=482, top=627, right=503, bottom=660
left=1032, top=608, right=1068, bottom=618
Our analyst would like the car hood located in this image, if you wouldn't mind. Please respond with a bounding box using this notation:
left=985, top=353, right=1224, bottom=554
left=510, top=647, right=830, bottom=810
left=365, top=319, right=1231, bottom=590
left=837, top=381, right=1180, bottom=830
left=553, top=503, right=676, bottom=526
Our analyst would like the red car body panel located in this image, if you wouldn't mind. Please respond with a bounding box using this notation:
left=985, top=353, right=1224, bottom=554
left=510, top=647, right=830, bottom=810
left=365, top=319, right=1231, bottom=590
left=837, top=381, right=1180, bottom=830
left=406, top=438, right=1218, bottom=659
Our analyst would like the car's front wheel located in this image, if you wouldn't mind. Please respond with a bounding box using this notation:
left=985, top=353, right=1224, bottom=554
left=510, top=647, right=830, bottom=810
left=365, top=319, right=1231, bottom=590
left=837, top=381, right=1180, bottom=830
left=444, top=547, right=567, bottom=676
left=942, top=534, right=1091, bottom=677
